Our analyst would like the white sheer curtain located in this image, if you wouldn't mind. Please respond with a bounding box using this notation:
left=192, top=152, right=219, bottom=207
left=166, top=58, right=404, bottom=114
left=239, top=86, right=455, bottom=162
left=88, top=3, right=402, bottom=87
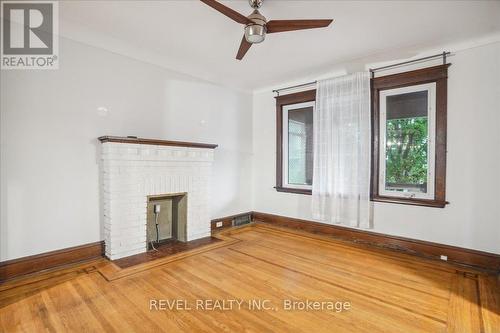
left=312, top=72, right=371, bottom=228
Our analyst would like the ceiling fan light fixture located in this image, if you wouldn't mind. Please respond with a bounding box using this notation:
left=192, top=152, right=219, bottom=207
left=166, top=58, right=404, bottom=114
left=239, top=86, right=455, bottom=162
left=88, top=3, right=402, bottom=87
left=245, top=24, right=266, bottom=43
left=199, top=0, right=333, bottom=60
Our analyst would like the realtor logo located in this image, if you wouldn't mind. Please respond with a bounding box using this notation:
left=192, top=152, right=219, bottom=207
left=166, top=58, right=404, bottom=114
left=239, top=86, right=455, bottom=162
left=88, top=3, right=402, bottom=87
left=1, top=1, right=59, bottom=69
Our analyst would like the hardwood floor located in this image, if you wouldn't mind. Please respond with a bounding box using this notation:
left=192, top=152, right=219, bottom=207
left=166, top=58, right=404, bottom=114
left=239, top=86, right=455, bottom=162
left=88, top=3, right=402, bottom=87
left=113, top=237, right=222, bottom=269
left=1, top=224, right=498, bottom=332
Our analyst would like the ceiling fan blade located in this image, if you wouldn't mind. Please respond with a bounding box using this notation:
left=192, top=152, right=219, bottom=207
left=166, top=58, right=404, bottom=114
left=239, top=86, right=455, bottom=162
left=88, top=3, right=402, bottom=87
left=200, top=0, right=253, bottom=25
left=236, top=35, right=252, bottom=60
left=266, top=19, right=333, bottom=33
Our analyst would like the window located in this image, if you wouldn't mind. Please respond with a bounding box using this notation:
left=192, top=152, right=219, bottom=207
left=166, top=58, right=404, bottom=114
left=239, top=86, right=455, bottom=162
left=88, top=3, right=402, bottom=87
left=283, top=102, right=314, bottom=189
left=371, top=65, right=449, bottom=207
left=380, top=83, right=435, bottom=199
left=276, top=90, right=315, bottom=194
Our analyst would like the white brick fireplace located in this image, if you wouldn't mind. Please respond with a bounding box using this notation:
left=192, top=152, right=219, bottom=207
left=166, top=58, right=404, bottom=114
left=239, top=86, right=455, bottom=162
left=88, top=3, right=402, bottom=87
left=99, top=136, right=217, bottom=260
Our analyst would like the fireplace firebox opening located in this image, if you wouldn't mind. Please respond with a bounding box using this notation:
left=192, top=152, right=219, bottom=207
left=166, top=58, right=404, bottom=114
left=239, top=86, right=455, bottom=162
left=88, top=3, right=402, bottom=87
left=147, top=193, right=187, bottom=250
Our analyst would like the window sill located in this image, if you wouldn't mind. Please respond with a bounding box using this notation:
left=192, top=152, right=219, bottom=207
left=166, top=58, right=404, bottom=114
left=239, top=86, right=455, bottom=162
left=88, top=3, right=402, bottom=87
left=275, top=186, right=312, bottom=195
left=372, top=196, right=448, bottom=208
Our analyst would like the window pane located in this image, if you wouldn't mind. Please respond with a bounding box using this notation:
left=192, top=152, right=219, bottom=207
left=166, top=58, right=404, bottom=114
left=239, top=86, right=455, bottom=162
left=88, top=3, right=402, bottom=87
left=385, top=91, right=428, bottom=193
left=288, top=107, right=313, bottom=185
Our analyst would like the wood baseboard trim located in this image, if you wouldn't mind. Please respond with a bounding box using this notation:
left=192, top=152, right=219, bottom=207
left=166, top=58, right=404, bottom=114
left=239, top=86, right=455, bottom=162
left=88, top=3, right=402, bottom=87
left=0, top=241, right=105, bottom=282
left=251, top=211, right=500, bottom=273
left=211, top=212, right=253, bottom=230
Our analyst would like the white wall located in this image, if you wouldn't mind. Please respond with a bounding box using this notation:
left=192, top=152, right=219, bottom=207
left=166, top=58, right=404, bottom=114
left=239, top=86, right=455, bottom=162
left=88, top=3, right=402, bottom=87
left=252, top=42, right=500, bottom=254
left=0, top=37, right=253, bottom=261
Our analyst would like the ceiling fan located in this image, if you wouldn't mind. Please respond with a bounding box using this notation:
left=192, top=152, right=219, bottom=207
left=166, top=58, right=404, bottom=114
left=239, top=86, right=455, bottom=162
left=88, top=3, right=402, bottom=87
left=200, top=0, right=333, bottom=60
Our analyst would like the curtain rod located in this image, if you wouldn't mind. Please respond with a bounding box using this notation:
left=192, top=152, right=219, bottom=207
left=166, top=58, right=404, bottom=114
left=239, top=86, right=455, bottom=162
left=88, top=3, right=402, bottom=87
left=369, top=51, right=450, bottom=77
left=272, top=81, right=317, bottom=96
left=272, top=51, right=450, bottom=95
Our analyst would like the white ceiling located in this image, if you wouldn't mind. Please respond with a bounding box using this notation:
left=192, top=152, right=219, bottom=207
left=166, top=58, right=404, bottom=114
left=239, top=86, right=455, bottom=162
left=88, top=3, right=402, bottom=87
left=59, top=0, right=500, bottom=91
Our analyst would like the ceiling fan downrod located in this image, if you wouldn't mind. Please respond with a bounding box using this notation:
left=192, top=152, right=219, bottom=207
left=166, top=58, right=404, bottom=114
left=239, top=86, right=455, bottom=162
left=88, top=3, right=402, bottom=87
left=248, top=0, right=263, bottom=9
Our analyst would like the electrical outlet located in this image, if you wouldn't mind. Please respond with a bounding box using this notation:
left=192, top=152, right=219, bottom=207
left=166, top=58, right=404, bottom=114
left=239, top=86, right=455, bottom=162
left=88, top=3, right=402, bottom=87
left=440, top=255, right=448, bottom=261
left=216, top=221, right=223, bottom=228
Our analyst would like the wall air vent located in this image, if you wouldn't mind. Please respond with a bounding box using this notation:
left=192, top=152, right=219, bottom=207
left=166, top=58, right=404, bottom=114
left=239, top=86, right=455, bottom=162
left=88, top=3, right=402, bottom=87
left=233, top=214, right=252, bottom=227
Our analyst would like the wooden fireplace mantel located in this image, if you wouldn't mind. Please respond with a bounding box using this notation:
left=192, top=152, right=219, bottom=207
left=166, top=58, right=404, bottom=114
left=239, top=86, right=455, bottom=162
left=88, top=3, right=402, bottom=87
left=98, top=136, right=218, bottom=149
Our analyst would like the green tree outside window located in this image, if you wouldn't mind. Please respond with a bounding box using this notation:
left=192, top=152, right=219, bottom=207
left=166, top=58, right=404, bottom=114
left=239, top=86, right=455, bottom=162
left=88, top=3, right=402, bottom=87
left=385, top=117, right=428, bottom=192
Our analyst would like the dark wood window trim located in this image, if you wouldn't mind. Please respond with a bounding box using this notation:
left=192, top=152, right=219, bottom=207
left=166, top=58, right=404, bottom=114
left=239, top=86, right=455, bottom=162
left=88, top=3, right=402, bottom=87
left=371, top=64, right=450, bottom=208
left=275, top=89, right=316, bottom=195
